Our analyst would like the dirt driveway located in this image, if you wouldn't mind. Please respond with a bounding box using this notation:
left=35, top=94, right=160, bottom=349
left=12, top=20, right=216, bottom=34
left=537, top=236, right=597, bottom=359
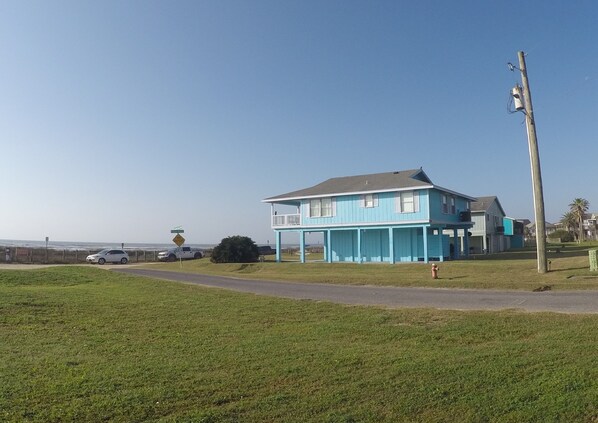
left=0, top=264, right=63, bottom=270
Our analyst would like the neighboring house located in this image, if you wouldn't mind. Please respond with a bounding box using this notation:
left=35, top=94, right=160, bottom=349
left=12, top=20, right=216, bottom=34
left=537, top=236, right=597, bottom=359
left=518, top=218, right=531, bottom=227
left=526, top=221, right=557, bottom=238
left=503, top=217, right=525, bottom=249
left=466, top=196, right=507, bottom=254
left=455, top=199, right=525, bottom=252
left=553, top=213, right=597, bottom=241
left=263, top=168, right=475, bottom=264
left=583, top=212, right=598, bottom=240
left=517, top=219, right=533, bottom=241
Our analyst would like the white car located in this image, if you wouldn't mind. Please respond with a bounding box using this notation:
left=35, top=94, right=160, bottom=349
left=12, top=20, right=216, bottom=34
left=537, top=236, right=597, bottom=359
left=86, top=249, right=129, bottom=265
left=158, top=246, right=203, bottom=262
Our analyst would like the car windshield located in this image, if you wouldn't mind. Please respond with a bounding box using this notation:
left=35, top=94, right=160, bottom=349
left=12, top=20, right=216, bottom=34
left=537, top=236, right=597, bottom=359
left=97, top=249, right=110, bottom=255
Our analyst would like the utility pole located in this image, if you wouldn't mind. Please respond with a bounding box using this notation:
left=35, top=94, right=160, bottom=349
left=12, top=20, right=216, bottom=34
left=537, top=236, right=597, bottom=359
left=512, top=51, right=548, bottom=273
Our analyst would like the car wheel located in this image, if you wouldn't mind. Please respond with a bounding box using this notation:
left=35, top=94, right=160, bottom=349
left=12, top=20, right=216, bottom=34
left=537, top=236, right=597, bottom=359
left=98, top=258, right=106, bottom=265
left=168, top=254, right=176, bottom=262
left=194, top=252, right=202, bottom=259
left=121, top=257, right=128, bottom=264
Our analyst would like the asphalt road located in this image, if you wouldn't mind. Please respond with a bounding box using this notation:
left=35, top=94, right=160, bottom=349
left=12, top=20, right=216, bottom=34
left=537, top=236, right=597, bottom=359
left=113, top=268, right=598, bottom=314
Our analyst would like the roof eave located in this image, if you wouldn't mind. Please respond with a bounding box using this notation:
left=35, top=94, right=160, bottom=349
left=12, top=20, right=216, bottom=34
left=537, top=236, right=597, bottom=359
left=262, top=185, right=435, bottom=203
left=431, top=185, right=478, bottom=202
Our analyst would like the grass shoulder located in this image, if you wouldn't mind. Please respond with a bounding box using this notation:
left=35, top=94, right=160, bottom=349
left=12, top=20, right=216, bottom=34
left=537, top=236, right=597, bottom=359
left=1, top=266, right=597, bottom=422
left=141, top=244, right=598, bottom=291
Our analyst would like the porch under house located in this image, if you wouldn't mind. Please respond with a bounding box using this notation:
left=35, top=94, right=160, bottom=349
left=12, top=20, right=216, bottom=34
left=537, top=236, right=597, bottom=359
left=270, top=207, right=471, bottom=264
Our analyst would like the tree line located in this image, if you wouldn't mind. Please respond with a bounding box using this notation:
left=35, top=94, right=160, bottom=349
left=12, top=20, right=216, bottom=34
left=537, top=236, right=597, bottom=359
left=559, top=198, right=593, bottom=242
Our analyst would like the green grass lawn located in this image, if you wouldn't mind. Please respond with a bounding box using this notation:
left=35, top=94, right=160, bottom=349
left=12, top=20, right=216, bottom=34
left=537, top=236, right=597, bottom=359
left=1, top=266, right=597, bottom=422
left=147, top=243, right=598, bottom=291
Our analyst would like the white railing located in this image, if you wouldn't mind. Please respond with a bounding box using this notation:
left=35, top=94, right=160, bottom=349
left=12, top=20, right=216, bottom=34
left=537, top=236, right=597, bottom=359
left=272, top=214, right=301, bottom=227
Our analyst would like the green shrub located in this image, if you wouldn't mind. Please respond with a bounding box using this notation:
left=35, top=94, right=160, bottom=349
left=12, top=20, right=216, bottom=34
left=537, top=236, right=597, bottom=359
left=550, top=230, right=574, bottom=243
left=210, top=236, right=259, bottom=263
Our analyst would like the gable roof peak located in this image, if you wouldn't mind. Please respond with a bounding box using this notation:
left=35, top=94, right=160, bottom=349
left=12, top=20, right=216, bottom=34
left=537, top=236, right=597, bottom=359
left=471, top=196, right=506, bottom=216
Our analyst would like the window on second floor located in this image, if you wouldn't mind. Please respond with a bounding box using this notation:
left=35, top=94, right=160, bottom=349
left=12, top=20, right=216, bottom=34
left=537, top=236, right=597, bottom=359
left=321, top=197, right=333, bottom=216
left=361, top=194, right=378, bottom=208
left=396, top=191, right=419, bottom=213
left=441, top=194, right=456, bottom=214
left=309, top=197, right=334, bottom=218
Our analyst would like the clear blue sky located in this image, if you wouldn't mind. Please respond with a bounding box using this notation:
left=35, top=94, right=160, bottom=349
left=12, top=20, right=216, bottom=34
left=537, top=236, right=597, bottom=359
left=1, top=1, right=597, bottom=245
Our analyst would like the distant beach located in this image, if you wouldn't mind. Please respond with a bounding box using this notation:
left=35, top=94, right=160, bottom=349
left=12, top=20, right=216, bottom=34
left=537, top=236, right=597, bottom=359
left=0, top=239, right=294, bottom=251
left=0, top=239, right=215, bottom=252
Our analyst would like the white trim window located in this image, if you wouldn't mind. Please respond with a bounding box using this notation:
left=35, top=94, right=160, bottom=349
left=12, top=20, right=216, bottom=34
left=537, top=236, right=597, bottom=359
left=361, top=194, right=379, bottom=208
left=442, top=194, right=457, bottom=214
left=309, top=197, right=334, bottom=218
left=321, top=197, right=333, bottom=216
left=310, top=199, right=321, bottom=217
left=396, top=191, right=419, bottom=213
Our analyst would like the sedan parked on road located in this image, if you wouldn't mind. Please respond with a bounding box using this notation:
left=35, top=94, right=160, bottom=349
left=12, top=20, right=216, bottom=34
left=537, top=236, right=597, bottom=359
left=86, top=249, right=129, bottom=265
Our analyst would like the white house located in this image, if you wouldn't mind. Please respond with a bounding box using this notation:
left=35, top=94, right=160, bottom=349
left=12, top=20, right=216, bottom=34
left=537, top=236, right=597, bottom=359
left=469, top=196, right=506, bottom=254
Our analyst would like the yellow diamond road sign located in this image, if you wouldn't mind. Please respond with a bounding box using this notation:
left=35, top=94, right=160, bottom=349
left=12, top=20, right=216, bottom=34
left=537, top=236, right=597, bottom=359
left=172, top=234, right=185, bottom=247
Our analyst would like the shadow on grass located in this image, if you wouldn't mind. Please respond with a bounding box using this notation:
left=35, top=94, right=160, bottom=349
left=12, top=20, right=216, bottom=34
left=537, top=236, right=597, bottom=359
left=471, top=244, right=594, bottom=261
left=551, top=266, right=591, bottom=272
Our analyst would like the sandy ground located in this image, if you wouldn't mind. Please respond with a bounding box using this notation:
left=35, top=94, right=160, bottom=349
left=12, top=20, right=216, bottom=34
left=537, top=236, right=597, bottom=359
left=0, top=263, right=64, bottom=269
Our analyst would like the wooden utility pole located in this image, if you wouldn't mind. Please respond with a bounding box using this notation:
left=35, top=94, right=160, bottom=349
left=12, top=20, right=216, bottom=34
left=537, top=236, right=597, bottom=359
left=518, top=51, right=548, bottom=273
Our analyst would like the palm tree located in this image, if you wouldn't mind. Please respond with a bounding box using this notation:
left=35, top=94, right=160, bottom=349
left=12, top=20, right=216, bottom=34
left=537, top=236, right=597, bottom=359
left=560, top=211, right=577, bottom=240
left=569, top=198, right=590, bottom=243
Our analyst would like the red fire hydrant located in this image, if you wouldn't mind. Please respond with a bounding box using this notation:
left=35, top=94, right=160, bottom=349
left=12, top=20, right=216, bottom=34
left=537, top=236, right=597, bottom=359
left=431, top=263, right=439, bottom=279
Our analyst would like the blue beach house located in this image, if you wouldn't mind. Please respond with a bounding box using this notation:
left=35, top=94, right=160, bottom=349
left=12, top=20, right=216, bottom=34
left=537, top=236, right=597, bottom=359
left=263, top=168, right=476, bottom=264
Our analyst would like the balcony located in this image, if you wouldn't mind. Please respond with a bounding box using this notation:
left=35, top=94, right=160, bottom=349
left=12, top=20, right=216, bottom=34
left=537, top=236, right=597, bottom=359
left=459, top=211, right=471, bottom=222
left=272, top=213, right=301, bottom=227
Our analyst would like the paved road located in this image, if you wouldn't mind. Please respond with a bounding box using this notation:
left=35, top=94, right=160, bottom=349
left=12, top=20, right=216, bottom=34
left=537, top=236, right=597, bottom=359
left=114, top=268, right=598, bottom=314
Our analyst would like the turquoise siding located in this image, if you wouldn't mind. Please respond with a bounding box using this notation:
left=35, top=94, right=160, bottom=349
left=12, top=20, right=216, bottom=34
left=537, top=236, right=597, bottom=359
left=303, top=190, right=429, bottom=226
left=510, top=235, right=524, bottom=248
left=271, top=183, right=473, bottom=263
left=426, top=233, right=451, bottom=259
left=330, top=230, right=390, bottom=262
left=331, top=230, right=358, bottom=262
left=330, top=227, right=449, bottom=263
left=503, top=217, right=515, bottom=235
left=504, top=218, right=524, bottom=248
left=361, top=229, right=390, bottom=262
left=394, top=228, right=421, bottom=262
left=428, top=189, right=471, bottom=222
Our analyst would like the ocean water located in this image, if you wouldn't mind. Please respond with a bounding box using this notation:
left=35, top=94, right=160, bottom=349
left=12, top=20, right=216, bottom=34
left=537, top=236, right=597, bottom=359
left=0, top=239, right=294, bottom=251
left=0, top=239, right=216, bottom=251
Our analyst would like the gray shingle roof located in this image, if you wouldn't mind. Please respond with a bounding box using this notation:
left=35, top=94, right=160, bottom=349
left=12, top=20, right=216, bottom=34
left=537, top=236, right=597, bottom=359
left=471, top=196, right=506, bottom=216
left=264, top=169, right=434, bottom=202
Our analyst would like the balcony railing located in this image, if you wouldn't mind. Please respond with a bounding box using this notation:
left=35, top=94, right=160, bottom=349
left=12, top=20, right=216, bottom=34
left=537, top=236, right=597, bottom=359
left=272, top=213, right=301, bottom=227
